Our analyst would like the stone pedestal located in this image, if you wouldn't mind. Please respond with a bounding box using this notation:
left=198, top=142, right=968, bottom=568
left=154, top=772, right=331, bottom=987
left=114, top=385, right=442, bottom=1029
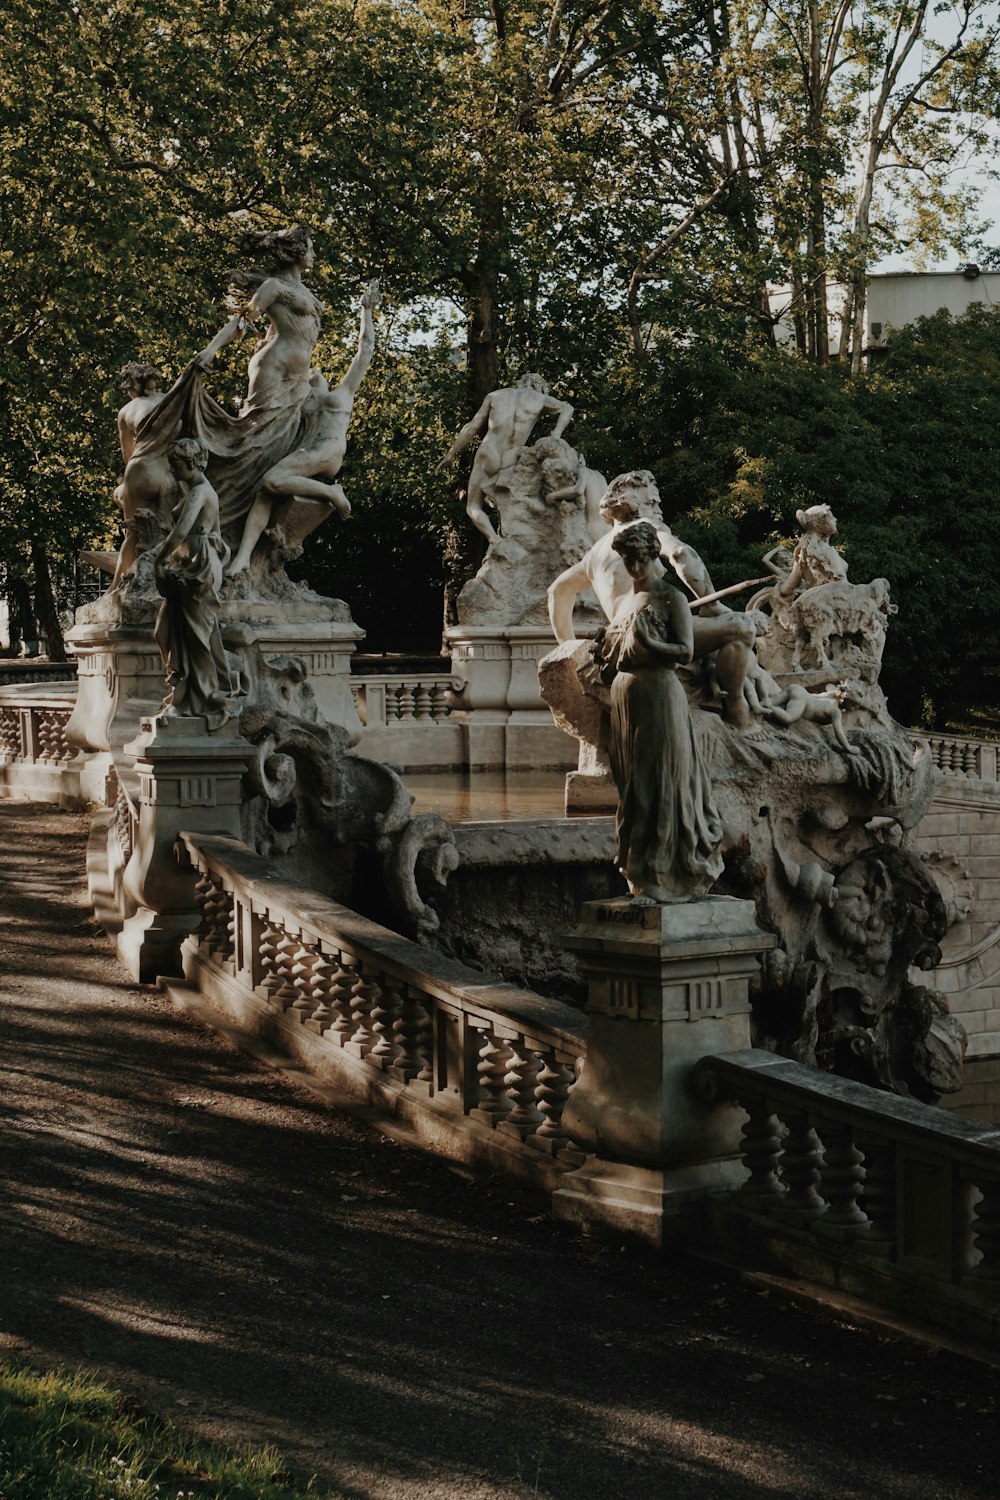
left=444, top=624, right=579, bottom=771
left=117, top=715, right=252, bottom=983
left=553, top=896, right=776, bottom=1248
left=68, top=610, right=365, bottom=756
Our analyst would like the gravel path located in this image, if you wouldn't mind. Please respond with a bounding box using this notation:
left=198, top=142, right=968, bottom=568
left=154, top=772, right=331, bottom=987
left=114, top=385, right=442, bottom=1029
left=1, top=802, right=999, bottom=1500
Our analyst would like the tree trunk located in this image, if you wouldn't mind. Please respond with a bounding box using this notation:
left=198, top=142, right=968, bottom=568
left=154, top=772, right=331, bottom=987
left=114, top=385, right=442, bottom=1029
left=30, top=538, right=66, bottom=660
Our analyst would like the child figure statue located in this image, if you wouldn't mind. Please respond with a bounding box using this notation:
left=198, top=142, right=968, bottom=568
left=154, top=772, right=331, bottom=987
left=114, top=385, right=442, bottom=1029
left=598, top=521, right=724, bottom=905
left=153, top=438, right=236, bottom=728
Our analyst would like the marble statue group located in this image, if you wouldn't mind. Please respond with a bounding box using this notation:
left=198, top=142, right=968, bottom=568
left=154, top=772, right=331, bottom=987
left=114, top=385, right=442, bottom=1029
left=97, top=222, right=962, bottom=1101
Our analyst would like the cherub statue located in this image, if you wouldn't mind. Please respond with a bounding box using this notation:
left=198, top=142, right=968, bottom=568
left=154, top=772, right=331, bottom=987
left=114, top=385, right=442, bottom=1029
left=153, top=438, right=236, bottom=726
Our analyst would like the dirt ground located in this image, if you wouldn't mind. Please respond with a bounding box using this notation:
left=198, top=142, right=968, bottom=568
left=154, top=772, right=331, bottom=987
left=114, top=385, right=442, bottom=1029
left=1, top=802, right=1000, bottom=1500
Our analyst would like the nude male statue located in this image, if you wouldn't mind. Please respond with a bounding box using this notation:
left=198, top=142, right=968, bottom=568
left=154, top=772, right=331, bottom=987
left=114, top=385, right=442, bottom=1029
left=547, top=469, right=756, bottom=730
left=228, top=278, right=381, bottom=575
left=435, top=373, right=574, bottom=545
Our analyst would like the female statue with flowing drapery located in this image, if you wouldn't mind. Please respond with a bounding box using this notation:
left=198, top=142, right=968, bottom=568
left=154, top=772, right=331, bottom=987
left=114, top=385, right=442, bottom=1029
left=598, top=521, right=724, bottom=904
left=119, top=224, right=328, bottom=575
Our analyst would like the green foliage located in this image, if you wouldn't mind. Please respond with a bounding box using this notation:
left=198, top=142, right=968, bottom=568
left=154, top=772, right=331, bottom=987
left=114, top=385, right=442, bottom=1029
left=574, top=304, right=1000, bottom=726
left=0, top=1356, right=337, bottom=1498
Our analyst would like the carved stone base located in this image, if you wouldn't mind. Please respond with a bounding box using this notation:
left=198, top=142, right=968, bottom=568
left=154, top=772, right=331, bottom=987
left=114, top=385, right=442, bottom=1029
left=114, top=715, right=253, bottom=981
left=552, top=1155, right=746, bottom=1249
left=444, top=625, right=578, bottom=770
left=565, top=769, right=616, bottom=813
left=553, top=897, right=776, bottom=1247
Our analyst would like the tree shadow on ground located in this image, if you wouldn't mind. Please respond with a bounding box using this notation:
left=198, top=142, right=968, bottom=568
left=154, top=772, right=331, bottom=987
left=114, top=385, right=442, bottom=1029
left=1, top=805, right=999, bottom=1500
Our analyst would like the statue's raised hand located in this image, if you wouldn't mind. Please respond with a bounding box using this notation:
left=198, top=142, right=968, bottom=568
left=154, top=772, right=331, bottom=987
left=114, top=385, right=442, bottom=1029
left=362, top=278, right=382, bottom=311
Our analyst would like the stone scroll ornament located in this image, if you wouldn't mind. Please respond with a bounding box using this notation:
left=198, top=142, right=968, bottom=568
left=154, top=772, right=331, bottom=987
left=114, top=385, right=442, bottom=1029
left=539, top=489, right=967, bottom=1102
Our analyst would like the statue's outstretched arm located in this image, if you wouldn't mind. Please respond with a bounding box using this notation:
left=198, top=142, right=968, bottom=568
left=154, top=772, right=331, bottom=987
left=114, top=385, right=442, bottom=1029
left=435, top=394, right=493, bottom=472
left=339, top=280, right=380, bottom=397
left=548, top=558, right=591, bottom=643
left=545, top=396, right=574, bottom=438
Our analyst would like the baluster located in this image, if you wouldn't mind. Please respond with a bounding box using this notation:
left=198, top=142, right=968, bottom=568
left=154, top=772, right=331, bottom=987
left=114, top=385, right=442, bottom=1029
left=193, top=869, right=214, bottom=951
left=255, top=920, right=283, bottom=1000
left=289, top=940, right=319, bottom=1024
left=344, top=966, right=378, bottom=1058
left=967, top=1176, right=1000, bottom=1285
left=387, top=683, right=403, bottom=722
left=531, top=1053, right=576, bottom=1154
left=856, top=1134, right=897, bottom=1254
left=369, top=975, right=402, bottom=1066
left=0, top=710, right=19, bottom=759
left=389, top=987, right=432, bottom=1086
left=430, top=683, right=449, bottom=721
left=736, top=1096, right=785, bottom=1211
left=413, top=682, right=433, bottom=720
left=471, top=1027, right=513, bottom=1127
left=270, top=929, right=300, bottom=1011
left=323, top=955, right=358, bottom=1046
left=397, top=681, right=416, bottom=720
left=223, top=893, right=238, bottom=971
left=497, top=1041, right=544, bottom=1140
left=772, top=1110, right=825, bottom=1226
left=816, top=1123, right=869, bottom=1241
left=304, top=950, right=335, bottom=1034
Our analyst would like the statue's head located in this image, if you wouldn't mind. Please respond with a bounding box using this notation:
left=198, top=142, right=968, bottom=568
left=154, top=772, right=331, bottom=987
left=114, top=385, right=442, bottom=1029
left=239, top=222, right=314, bottom=271
left=796, top=503, right=836, bottom=537
left=600, top=470, right=660, bottom=524
left=121, top=362, right=163, bottom=398
left=169, top=436, right=209, bottom=477
left=611, top=520, right=661, bottom=574
left=517, top=372, right=548, bottom=393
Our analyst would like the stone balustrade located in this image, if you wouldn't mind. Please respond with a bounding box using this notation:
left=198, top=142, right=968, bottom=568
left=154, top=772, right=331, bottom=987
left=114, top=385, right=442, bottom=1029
left=695, top=1048, right=1000, bottom=1345
left=351, top=673, right=455, bottom=728
left=175, top=831, right=587, bottom=1189
left=0, top=693, right=77, bottom=765
left=917, top=732, right=998, bottom=782
left=0, top=684, right=90, bottom=804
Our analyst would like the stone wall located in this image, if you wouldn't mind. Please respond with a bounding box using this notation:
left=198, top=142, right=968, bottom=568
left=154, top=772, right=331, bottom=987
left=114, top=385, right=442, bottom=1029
left=914, top=740, right=1000, bottom=1120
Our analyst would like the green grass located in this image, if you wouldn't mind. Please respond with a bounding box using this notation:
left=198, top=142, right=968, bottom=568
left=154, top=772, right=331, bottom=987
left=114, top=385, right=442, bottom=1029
left=0, top=1357, right=332, bottom=1499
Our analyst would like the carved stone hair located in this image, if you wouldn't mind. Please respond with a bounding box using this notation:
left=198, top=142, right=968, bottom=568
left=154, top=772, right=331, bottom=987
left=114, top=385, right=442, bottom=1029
left=227, top=223, right=313, bottom=295
left=516, top=372, right=548, bottom=393
left=611, top=520, right=661, bottom=566
left=238, top=223, right=312, bottom=268
left=120, top=362, right=163, bottom=396
left=169, top=436, right=209, bottom=471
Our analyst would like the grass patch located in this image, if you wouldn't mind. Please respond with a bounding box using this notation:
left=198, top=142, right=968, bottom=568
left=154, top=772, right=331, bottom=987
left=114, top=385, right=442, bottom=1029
left=0, top=1357, right=334, bottom=1499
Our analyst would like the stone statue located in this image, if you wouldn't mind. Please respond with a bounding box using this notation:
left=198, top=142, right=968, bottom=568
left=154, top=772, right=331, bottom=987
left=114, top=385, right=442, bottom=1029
left=753, top=505, right=896, bottom=690
left=597, top=522, right=723, bottom=904
left=766, top=503, right=849, bottom=597
left=113, top=363, right=171, bottom=587
left=547, top=470, right=756, bottom=730
left=453, top=433, right=609, bottom=628
left=153, top=438, right=236, bottom=726
left=227, top=277, right=381, bottom=574
left=533, top=436, right=608, bottom=546
left=113, top=224, right=332, bottom=583
left=435, top=373, right=574, bottom=544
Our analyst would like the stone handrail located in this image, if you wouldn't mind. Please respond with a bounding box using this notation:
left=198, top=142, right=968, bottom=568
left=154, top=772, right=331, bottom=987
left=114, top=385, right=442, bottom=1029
left=351, top=673, right=455, bottom=728
left=0, top=687, right=82, bottom=766
left=176, top=832, right=587, bottom=1186
left=916, top=732, right=998, bottom=783
left=695, top=1049, right=1000, bottom=1341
